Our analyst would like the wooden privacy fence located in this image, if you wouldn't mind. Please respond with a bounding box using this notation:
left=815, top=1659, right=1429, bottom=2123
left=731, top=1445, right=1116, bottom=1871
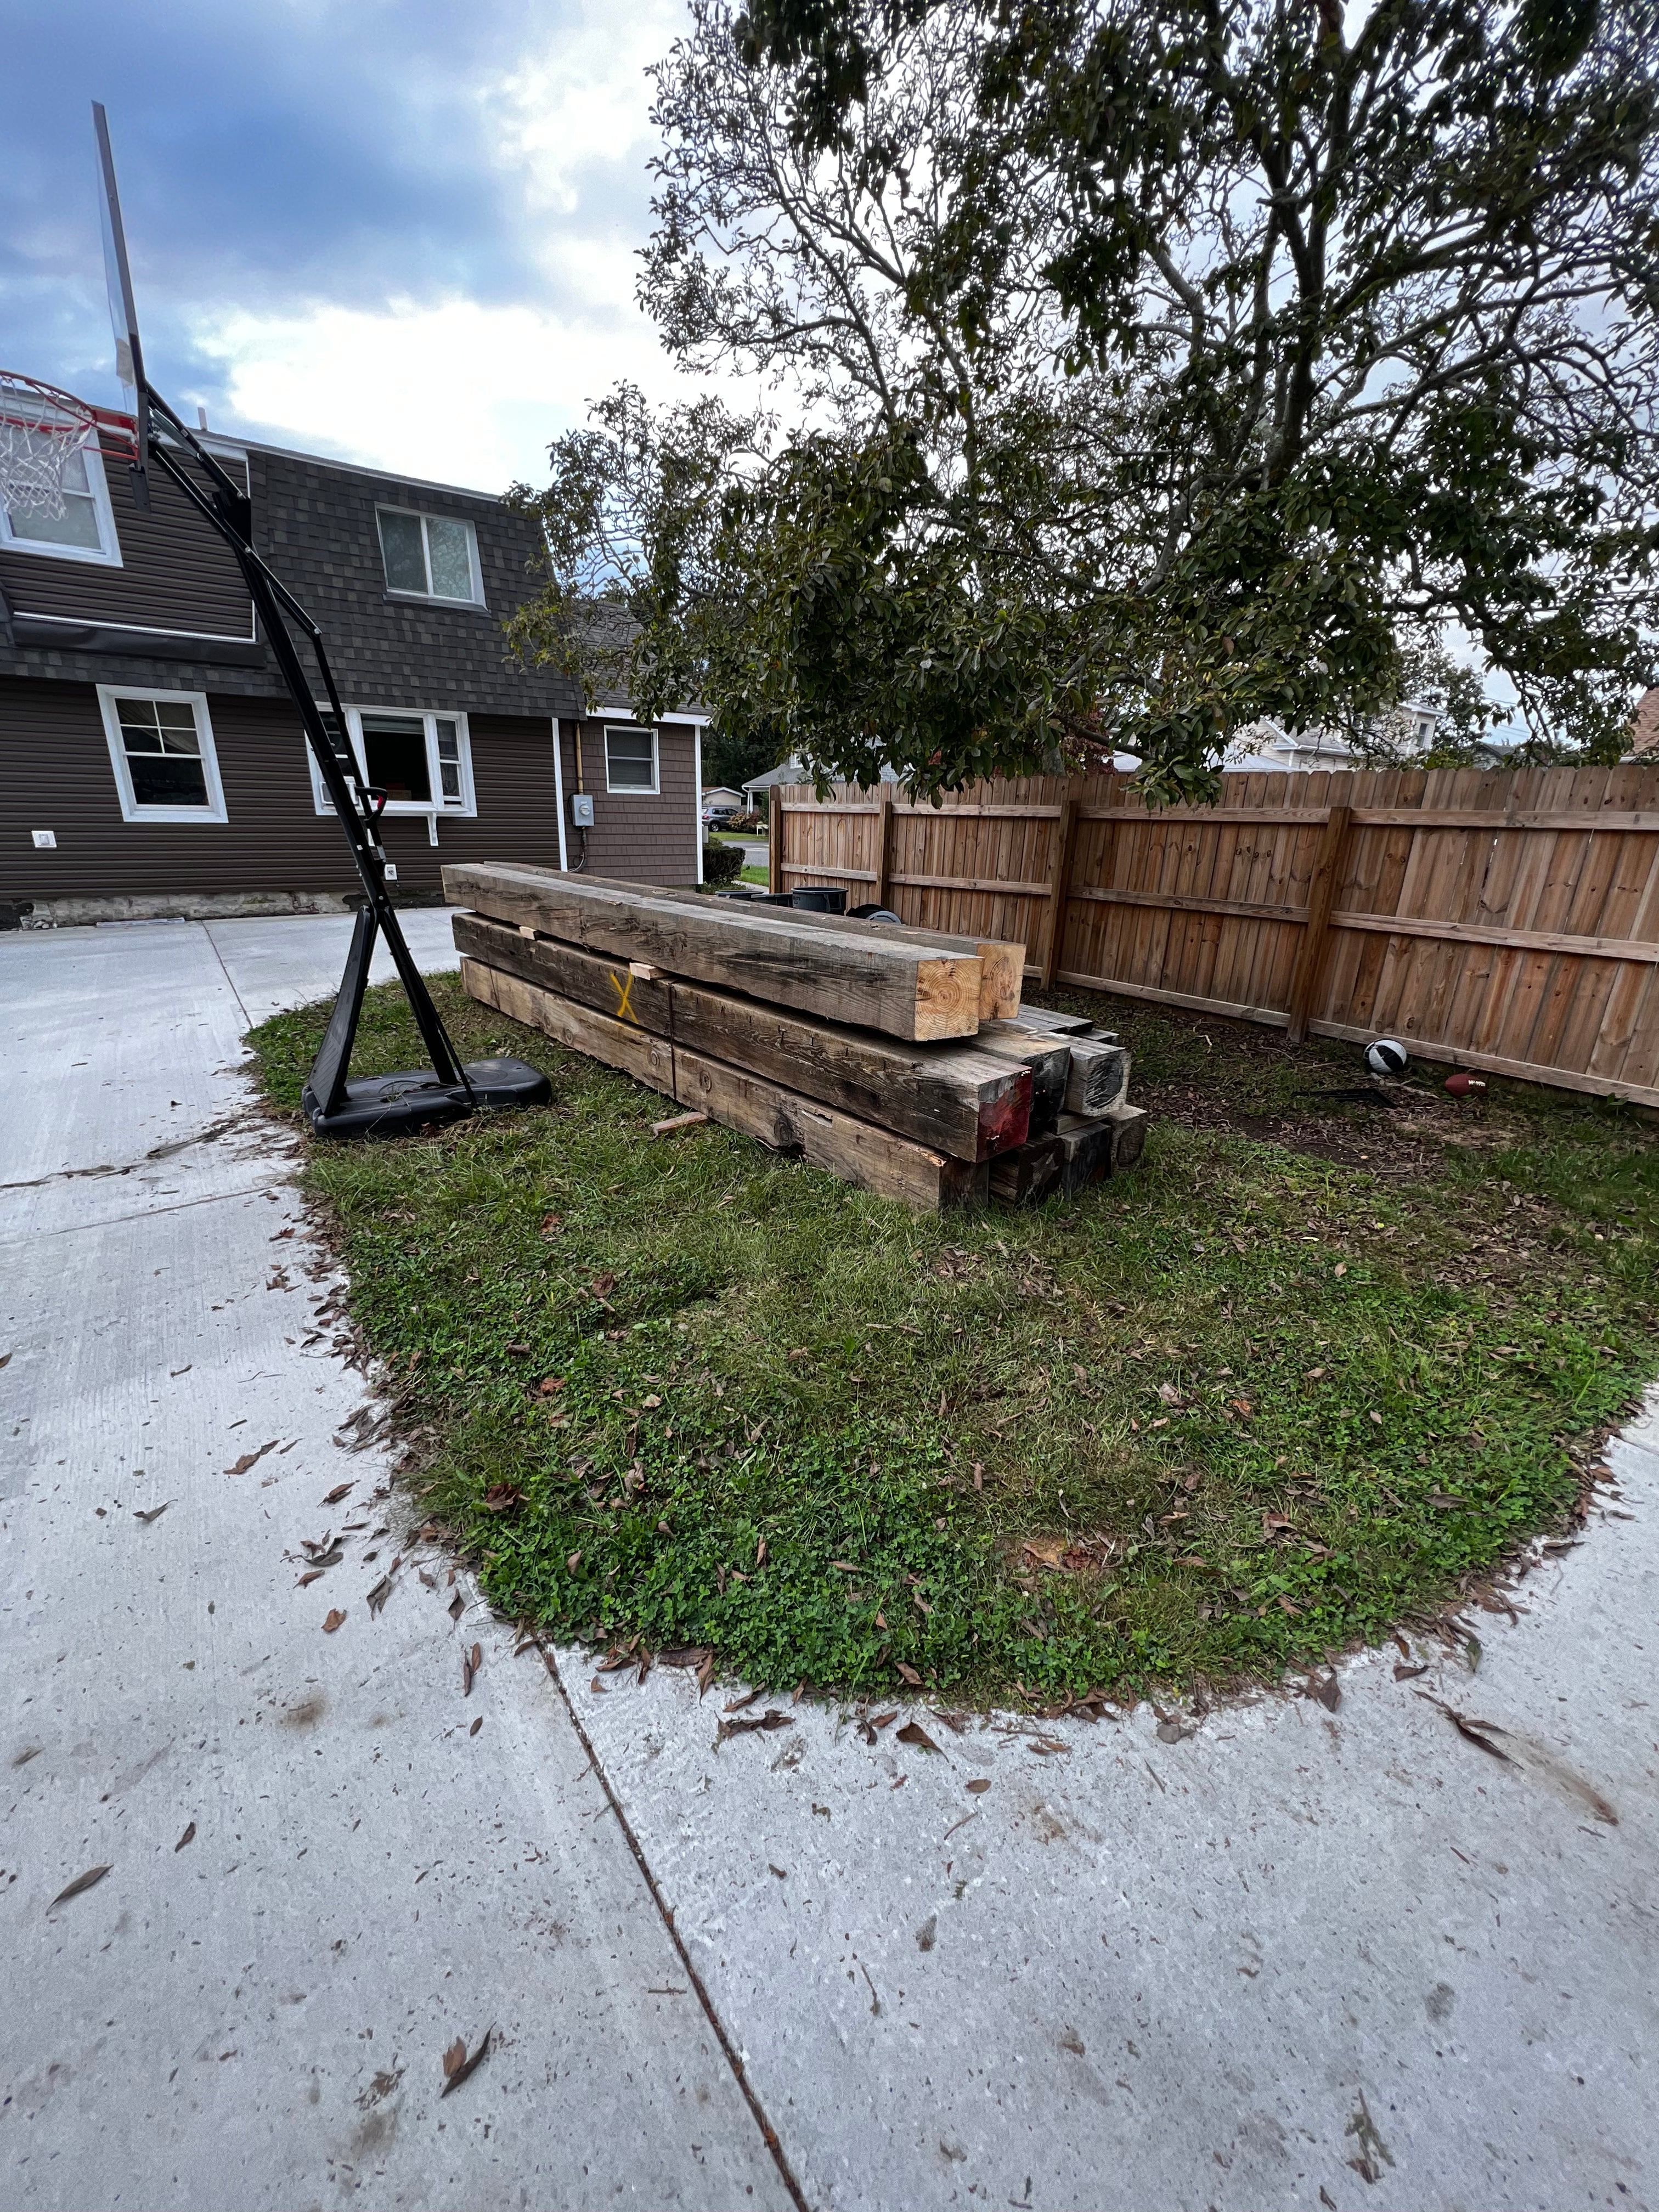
left=769, top=763, right=1659, bottom=1108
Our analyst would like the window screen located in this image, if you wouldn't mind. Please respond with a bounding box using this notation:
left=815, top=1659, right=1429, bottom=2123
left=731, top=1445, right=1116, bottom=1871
left=605, top=725, right=657, bottom=792
left=377, top=510, right=427, bottom=594
left=434, top=718, right=464, bottom=802
left=360, top=713, right=431, bottom=803
left=115, top=696, right=210, bottom=808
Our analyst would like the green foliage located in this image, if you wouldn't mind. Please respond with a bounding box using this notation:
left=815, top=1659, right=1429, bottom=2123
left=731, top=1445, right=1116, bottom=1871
left=700, top=839, right=746, bottom=884
left=246, top=974, right=1658, bottom=1702
left=510, top=0, right=1659, bottom=804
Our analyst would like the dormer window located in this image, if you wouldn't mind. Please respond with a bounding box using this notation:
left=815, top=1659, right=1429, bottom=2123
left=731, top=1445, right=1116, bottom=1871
left=376, top=506, right=483, bottom=605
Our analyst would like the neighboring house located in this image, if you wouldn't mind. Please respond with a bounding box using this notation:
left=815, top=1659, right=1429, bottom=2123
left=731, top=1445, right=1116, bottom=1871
left=701, top=785, right=746, bottom=818
left=743, top=757, right=903, bottom=807
left=0, top=405, right=704, bottom=924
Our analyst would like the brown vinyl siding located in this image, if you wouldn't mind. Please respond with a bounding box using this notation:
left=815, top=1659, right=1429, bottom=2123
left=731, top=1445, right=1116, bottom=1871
left=1, top=679, right=565, bottom=902
left=558, top=719, right=699, bottom=886
left=0, top=448, right=254, bottom=640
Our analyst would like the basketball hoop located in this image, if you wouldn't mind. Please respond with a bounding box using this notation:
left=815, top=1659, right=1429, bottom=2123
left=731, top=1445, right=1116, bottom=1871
left=0, top=370, right=136, bottom=521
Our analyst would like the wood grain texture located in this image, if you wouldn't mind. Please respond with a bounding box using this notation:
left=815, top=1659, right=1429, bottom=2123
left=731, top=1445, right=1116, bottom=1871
left=444, top=862, right=983, bottom=1041
left=454, top=913, right=1030, bottom=1159
left=1062, top=1037, right=1130, bottom=1116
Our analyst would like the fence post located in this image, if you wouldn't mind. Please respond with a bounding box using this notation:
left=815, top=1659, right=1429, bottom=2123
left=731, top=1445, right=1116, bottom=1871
left=1040, top=796, right=1080, bottom=989
left=768, top=785, right=783, bottom=895
left=873, top=782, right=896, bottom=911
left=1284, top=804, right=1351, bottom=1044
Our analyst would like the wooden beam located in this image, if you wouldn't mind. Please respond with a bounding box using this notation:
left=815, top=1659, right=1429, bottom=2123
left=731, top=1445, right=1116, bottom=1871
left=974, top=1027, right=1071, bottom=1134
left=1284, top=803, right=1352, bottom=1045
left=673, top=1045, right=988, bottom=1210
left=443, top=863, right=983, bottom=1042
left=459, top=958, right=675, bottom=1094
left=1040, top=797, right=1080, bottom=990
left=575, top=874, right=1025, bottom=1023
left=453, top=915, right=1031, bottom=1159
left=1054, top=1113, right=1115, bottom=1197
left=1327, top=909, right=1659, bottom=964
left=1103, top=1102, right=1149, bottom=1173
left=1062, top=1037, right=1130, bottom=1116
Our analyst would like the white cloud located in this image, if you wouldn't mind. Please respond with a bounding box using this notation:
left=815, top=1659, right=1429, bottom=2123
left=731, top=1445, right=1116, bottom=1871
left=188, top=0, right=710, bottom=488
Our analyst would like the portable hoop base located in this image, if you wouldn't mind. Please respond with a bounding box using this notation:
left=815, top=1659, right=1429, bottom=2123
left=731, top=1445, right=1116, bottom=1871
left=298, top=901, right=549, bottom=1139
left=301, top=1057, right=550, bottom=1140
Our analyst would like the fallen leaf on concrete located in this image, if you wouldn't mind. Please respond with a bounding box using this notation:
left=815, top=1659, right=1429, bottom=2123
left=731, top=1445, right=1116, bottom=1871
left=966, top=1778, right=991, bottom=1795
left=448, top=1593, right=465, bottom=1622
left=439, top=2027, right=491, bottom=2096
left=714, top=1709, right=793, bottom=1750
left=696, top=1652, right=715, bottom=1696
left=896, top=1722, right=942, bottom=1754
left=321, top=1483, right=353, bottom=1506
left=769, top=1864, right=787, bottom=1879
left=225, top=1440, right=280, bottom=1478
left=323, top=1609, right=346, bottom=1634
left=366, top=1576, right=393, bottom=1616
left=1305, top=1672, right=1341, bottom=1712
left=469, top=1717, right=482, bottom=1737
left=1155, top=1719, right=1190, bottom=1743
left=134, top=1503, right=171, bottom=1525
left=419, top=1570, right=436, bottom=1589
left=724, top=1689, right=761, bottom=1713
left=1393, top=1661, right=1428, bottom=1681
left=174, top=1822, right=195, bottom=1852
left=896, top=1663, right=923, bottom=1687
left=658, top=1646, right=710, bottom=1670
left=49, top=1864, right=111, bottom=1908
left=870, top=1710, right=898, bottom=1730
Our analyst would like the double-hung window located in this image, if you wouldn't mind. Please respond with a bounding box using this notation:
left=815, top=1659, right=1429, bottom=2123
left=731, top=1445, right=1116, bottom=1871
left=97, top=687, right=227, bottom=823
left=376, top=507, right=483, bottom=605
left=1, top=437, right=121, bottom=565
left=604, top=724, right=658, bottom=794
left=307, top=706, right=475, bottom=817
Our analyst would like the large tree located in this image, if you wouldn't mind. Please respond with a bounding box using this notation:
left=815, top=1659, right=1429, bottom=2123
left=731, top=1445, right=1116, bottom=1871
left=511, top=0, right=1659, bottom=801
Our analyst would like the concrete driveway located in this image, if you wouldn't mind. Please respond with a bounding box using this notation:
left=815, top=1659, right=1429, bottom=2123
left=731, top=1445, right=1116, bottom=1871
left=3, top=913, right=1655, bottom=2211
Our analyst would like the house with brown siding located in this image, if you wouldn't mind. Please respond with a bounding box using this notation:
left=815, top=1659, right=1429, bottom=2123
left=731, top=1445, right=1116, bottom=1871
left=0, top=417, right=703, bottom=926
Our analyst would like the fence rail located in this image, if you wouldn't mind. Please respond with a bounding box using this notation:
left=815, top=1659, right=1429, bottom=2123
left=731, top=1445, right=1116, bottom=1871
left=769, top=763, right=1659, bottom=1108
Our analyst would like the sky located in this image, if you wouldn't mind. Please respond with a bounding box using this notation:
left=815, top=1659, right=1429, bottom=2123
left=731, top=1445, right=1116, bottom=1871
left=1, top=0, right=710, bottom=493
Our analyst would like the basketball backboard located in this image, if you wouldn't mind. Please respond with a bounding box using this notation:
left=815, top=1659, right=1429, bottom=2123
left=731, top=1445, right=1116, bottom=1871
left=92, top=101, right=149, bottom=490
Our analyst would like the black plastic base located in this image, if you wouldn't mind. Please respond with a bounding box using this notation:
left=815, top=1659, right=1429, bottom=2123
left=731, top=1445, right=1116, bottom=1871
left=301, top=1055, right=550, bottom=1139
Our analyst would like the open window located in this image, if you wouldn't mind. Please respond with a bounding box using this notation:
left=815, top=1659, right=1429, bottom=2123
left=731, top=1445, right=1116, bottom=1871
left=604, top=724, right=658, bottom=794
left=376, top=506, right=483, bottom=605
left=97, top=686, right=227, bottom=823
left=307, top=706, right=475, bottom=818
left=1, top=437, right=121, bottom=566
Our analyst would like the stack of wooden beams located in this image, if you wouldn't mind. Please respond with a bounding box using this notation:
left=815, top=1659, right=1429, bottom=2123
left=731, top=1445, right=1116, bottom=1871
left=443, top=863, right=1148, bottom=1211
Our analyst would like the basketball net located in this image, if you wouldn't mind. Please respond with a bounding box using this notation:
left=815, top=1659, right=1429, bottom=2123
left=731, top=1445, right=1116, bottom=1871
left=0, top=370, right=134, bottom=521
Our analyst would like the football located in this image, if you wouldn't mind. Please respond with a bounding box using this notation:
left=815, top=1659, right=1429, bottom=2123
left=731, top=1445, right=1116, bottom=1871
left=1365, top=1038, right=1409, bottom=1077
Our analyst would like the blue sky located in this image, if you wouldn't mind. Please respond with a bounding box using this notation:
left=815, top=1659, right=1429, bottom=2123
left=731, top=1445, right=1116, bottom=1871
left=2, top=0, right=699, bottom=490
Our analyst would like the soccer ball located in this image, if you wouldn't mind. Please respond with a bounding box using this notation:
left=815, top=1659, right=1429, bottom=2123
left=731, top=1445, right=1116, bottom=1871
left=1366, top=1038, right=1409, bottom=1077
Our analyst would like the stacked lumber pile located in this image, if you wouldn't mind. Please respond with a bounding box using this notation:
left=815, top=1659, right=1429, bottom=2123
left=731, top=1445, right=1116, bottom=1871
left=443, top=863, right=1148, bottom=1212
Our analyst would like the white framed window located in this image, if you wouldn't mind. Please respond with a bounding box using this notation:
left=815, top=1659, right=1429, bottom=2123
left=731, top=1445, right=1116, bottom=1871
left=605, top=724, right=659, bottom=794
left=1, top=437, right=122, bottom=566
left=306, top=706, right=476, bottom=817
left=97, top=687, right=227, bottom=824
left=375, top=506, right=484, bottom=605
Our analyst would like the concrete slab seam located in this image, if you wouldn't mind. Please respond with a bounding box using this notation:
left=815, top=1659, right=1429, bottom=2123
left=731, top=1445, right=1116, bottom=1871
left=530, top=1636, right=815, bottom=2212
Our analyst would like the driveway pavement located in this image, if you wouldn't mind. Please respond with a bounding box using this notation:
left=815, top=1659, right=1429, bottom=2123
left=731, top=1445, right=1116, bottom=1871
left=3, top=912, right=1656, bottom=2211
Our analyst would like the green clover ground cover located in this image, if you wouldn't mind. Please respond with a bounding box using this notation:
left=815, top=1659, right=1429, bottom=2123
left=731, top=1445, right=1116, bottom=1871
left=249, top=973, right=1658, bottom=1704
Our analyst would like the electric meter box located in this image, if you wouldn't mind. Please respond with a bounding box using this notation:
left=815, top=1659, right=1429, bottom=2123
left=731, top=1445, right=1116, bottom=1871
left=570, top=792, right=595, bottom=828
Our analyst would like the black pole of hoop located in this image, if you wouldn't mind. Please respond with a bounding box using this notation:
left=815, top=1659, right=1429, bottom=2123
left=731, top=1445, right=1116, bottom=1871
left=131, top=384, right=549, bottom=1137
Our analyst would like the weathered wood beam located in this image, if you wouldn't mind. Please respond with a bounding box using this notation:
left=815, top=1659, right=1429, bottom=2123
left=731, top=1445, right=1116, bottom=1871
left=444, top=863, right=982, bottom=1042
left=453, top=915, right=1030, bottom=1159
left=459, top=957, right=984, bottom=1210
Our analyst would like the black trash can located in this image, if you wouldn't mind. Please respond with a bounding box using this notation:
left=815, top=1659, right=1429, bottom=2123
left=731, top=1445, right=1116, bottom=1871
left=791, top=886, right=848, bottom=915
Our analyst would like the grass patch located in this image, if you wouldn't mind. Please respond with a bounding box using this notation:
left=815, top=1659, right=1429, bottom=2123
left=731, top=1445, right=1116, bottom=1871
left=249, top=973, right=1658, bottom=1705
